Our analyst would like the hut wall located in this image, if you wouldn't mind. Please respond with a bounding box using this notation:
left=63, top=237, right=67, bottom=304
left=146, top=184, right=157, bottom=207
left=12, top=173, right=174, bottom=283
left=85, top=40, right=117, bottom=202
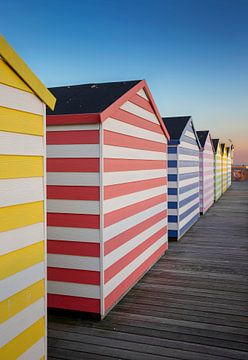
left=0, top=61, right=46, bottom=359
left=222, top=147, right=228, bottom=193
left=227, top=151, right=232, bottom=188
left=214, top=144, right=222, bottom=201
left=199, top=134, right=214, bottom=213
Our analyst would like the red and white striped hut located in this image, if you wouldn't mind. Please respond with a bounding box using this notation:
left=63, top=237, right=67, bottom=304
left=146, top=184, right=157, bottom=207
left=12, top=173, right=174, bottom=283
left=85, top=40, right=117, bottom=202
left=46, top=80, right=170, bottom=317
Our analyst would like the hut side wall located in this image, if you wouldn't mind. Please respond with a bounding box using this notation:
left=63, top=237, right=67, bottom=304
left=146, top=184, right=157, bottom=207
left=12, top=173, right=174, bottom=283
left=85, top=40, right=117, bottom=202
left=102, top=88, right=168, bottom=313
left=0, top=69, right=46, bottom=358
left=167, top=145, right=179, bottom=238
left=199, top=134, right=214, bottom=213
left=222, top=148, right=228, bottom=193
left=227, top=151, right=232, bottom=188
left=214, top=144, right=222, bottom=201
left=46, top=123, right=101, bottom=314
left=177, top=123, right=200, bottom=238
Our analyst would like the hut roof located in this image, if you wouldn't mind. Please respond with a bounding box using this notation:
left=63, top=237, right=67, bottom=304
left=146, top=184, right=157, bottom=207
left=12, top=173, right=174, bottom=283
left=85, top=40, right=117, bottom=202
left=196, top=130, right=209, bottom=148
left=162, top=116, right=191, bottom=140
left=212, top=139, right=220, bottom=152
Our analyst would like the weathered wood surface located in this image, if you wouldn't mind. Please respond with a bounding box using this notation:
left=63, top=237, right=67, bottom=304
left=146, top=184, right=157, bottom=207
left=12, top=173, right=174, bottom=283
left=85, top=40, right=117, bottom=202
left=48, top=181, right=248, bottom=359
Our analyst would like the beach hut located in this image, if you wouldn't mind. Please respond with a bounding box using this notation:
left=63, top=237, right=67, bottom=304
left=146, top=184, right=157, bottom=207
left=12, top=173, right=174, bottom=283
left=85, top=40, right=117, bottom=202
left=221, top=143, right=228, bottom=193
left=227, top=145, right=234, bottom=188
left=46, top=80, right=170, bottom=317
left=162, top=116, right=200, bottom=240
left=212, top=139, right=222, bottom=201
left=0, top=36, right=56, bottom=359
left=197, top=131, right=214, bottom=214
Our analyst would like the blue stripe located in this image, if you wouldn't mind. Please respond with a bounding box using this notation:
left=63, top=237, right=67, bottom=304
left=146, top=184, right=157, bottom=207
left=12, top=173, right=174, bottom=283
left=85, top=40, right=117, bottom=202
left=179, top=160, right=199, bottom=167
left=179, top=203, right=199, bottom=221
left=168, top=188, right=177, bottom=195
left=179, top=213, right=200, bottom=238
left=179, top=172, right=199, bottom=180
left=179, top=147, right=199, bottom=156
left=168, top=201, right=178, bottom=209
left=168, top=230, right=178, bottom=238
left=179, top=192, right=199, bottom=207
left=168, top=146, right=177, bottom=154
left=168, top=160, right=177, bottom=168
left=168, top=174, right=177, bottom=181
left=179, top=181, right=199, bottom=194
left=168, top=215, right=178, bottom=223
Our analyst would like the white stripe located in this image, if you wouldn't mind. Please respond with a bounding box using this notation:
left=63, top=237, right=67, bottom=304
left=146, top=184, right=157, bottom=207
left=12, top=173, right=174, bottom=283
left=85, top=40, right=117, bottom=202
left=1, top=298, right=45, bottom=347
left=47, top=144, right=99, bottom=158
left=168, top=154, right=177, bottom=161
left=47, top=172, right=99, bottom=186
left=178, top=154, right=199, bottom=161
left=180, top=141, right=199, bottom=151
left=47, top=254, right=100, bottom=271
left=168, top=209, right=177, bottom=216
left=47, top=124, right=99, bottom=131
left=179, top=177, right=199, bottom=188
left=104, top=201, right=167, bottom=242
left=0, top=178, right=44, bottom=207
left=168, top=194, right=178, bottom=202
left=168, top=222, right=178, bottom=230
left=184, top=130, right=196, bottom=139
left=178, top=186, right=199, bottom=202
left=0, top=223, right=44, bottom=255
left=179, top=197, right=199, bottom=215
left=104, top=117, right=165, bottom=143
left=137, top=88, right=149, bottom=100
left=104, top=219, right=167, bottom=269
left=179, top=207, right=199, bottom=229
left=0, top=263, right=44, bottom=301
left=104, top=235, right=166, bottom=296
left=0, top=84, right=43, bottom=115
left=168, top=168, right=177, bottom=175
left=0, top=132, right=44, bottom=156
left=104, top=185, right=166, bottom=214
left=48, top=281, right=100, bottom=299
left=179, top=166, right=199, bottom=174
left=103, top=144, right=166, bottom=160
left=17, top=338, right=44, bottom=360
left=47, top=199, right=99, bottom=215
left=121, top=101, right=159, bottom=124
left=47, top=226, right=99, bottom=243
left=104, top=169, right=167, bottom=186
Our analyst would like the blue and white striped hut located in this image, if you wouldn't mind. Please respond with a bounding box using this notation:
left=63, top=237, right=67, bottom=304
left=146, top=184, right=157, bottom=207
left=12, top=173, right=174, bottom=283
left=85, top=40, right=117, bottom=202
left=162, top=116, right=201, bottom=240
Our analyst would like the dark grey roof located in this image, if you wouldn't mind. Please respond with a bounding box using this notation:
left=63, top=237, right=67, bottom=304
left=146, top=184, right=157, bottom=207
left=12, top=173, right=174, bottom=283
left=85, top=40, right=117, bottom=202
left=212, top=139, right=220, bottom=152
left=221, top=143, right=226, bottom=153
left=162, top=116, right=191, bottom=140
left=47, top=80, right=141, bottom=115
left=196, top=131, right=209, bottom=148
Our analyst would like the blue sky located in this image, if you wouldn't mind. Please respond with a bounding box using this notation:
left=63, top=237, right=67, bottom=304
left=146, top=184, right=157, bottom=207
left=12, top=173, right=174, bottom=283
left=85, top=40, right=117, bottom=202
left=1, top=0, right=248, bottom=162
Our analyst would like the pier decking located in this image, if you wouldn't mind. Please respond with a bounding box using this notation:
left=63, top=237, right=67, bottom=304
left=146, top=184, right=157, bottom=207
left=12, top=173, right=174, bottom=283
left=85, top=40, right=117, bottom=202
left=48, top=181, right=248, bottom=360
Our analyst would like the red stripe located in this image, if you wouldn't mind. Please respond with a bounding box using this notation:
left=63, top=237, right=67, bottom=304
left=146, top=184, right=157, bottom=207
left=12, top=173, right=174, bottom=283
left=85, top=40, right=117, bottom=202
left=104, top=210, right=167, bottom=255
left=111, top=108, right=163, bottom=134
left=130, top=93, right=155, bottom=113
left=47, top=114, right=100, bottom=125
left=104, top=177, right=167, bottom=200
left=104, top=159, right=166, bottom=172
left=46, top=130, right=99, bottom=144
left=47, top=240, right=100, bottom=257
left=47, top=213, right=100, bottom=229
left=47, top=185, right=100, bottom=200
left=104, top=243, right=167, bottom=312
left=104, top=130, right=166, bottom=152
left=48, top=267, right=100, bottom=285
left=48, top=294, right=100, bottom=313
left=104, top=193, right=167, bottom=227
left=47, top=158, right=99, bottom=172
left=104, top=226, right=167, bottom=283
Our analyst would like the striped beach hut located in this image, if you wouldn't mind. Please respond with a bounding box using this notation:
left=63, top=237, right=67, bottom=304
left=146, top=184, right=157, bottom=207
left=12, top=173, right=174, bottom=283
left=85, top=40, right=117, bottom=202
left=0, top=36, right=56, bottom=359
left=46, top=80, right=170, bottom=317
left=162, top=116, right=200, bottom=240
left=212, top=139, right=222, bottom=201
left=197, top=131, right=214, bottom=214
left=227, top=145, right=234, bottom=188
left=221, top=143, right=228, bottom=193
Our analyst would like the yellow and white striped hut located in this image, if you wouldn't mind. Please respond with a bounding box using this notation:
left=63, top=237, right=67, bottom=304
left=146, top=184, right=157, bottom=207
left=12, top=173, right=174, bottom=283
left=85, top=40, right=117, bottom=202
left=0, top=35, right=55, bottom=360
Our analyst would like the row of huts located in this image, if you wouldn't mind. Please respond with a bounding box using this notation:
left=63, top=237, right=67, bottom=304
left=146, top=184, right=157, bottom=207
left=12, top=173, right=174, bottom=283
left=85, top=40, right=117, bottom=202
left=0, top=36, right=234, bottom=359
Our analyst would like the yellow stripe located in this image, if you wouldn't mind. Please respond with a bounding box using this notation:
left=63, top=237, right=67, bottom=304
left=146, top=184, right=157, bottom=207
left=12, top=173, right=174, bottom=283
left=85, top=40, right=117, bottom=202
left=0, top=201, right=44, bottom=232
left=0, top=241, right=44, bottom=280
left=0, top=317, right=44, bottom=359
left=0, top=280, right=44, bottom=323
left=0, top=35, right=56, bottom=110
left=0, top=155, right=43, bottom=179
left=0, top=106, right=43, bottom=135
left=0, top=59, right=33, bottom=93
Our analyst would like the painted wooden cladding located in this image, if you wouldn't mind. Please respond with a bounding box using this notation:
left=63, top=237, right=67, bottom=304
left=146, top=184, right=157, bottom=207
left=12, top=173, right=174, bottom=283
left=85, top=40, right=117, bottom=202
left=168, top=121, right=200, bottom=240
left=227, top=148, right=232, bottom=188
left=46, top=86, right=168, bottom=316
left=214, top=142, right=222, bottom=201
left=221, top=145, right=228, bottom=193
left=0, top=79, right=46, bottom=358
left=199, top=134, right=214, bottom=214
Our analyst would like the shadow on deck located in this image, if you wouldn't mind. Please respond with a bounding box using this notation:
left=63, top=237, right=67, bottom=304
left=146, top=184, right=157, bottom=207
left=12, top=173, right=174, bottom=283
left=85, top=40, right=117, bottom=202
left=48, top=181, right=248, bottom=360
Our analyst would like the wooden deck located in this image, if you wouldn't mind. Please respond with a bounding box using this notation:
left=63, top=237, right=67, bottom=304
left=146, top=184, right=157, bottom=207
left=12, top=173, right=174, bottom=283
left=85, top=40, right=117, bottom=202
left=48, top=181, right=248, bottom=360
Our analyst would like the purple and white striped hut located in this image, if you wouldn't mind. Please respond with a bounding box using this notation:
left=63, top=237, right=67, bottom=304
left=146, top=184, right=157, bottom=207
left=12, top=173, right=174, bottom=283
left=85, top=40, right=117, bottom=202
left=197, top=131, right=215, bottom=214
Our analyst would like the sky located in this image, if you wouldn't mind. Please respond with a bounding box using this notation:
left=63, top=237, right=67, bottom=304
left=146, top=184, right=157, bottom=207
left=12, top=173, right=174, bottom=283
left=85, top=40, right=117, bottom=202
left=1, top=0, right=247, bottom=163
